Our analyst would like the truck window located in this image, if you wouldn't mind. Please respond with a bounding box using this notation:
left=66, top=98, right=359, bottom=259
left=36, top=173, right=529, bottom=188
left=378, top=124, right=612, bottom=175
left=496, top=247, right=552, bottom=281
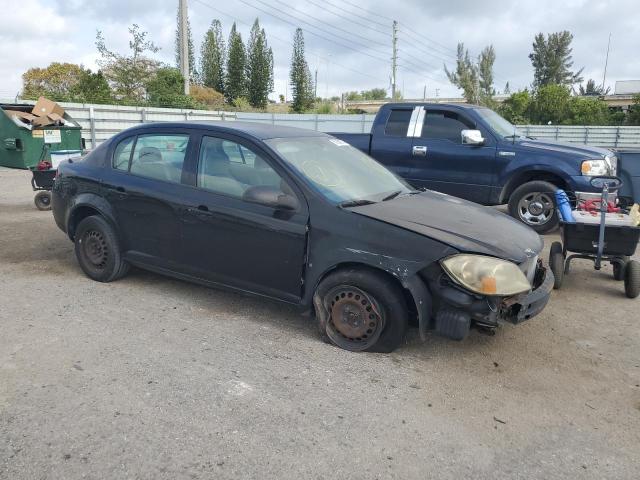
left=384, top=109, right=413, bottom=137
left=421, top=110, right=474, bottom=143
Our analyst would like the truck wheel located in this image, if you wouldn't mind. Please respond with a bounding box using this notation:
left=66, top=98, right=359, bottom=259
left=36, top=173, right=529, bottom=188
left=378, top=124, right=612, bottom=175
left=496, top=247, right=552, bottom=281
left=549, top=241, right=565, bottom=289
left=508, top=181, right=560, bottom=234
left=623, top=260, right=640, bottom=299
left=313, top=268, right=408, bottom=353
left=74, top=215, right=130, bottom=283
left=34, top=191, right=52, bottom=211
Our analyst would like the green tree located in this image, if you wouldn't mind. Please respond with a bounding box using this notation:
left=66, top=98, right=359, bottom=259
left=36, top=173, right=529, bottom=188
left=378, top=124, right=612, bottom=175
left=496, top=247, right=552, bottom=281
left=246, top=19, right=273, bottom=109
left=21, top=62, right=84, bottom=101
left=478, top=45, right=496, bottom=106
left=503, top=81, right=511, bottom=95
left=174, top=7, right=197, bottom=81
left=529, top=31, right=583, bottom=89
left=200, top=19, right=226, bottom=95
left=289, top=28, right=314, bottom=112
left=361, top=88, right=387, bottom=100
left=73, top=70, right=113, bottom=104
left=498, top=90, right=532, bottom=124
left=565, top=96, right=610, bottom=125
left=146, top=67, right=197, bottom=108
left=627, top=94, right=640, bottom=125
left=445, top=43, right=479, bottom=104
left=578, top=79, right=610, bottom=96
left=96, top=24, right=160, bottom=102
left=528, top=84, right=571, bottom=124
left=225, top=23, right=247, bottom=104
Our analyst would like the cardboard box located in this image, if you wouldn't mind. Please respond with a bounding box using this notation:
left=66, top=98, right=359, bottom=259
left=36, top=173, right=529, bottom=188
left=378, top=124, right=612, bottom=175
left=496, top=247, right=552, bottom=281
left=31, top=96, right=65, bottom=118
left=5, top=110, right=37, bottom=123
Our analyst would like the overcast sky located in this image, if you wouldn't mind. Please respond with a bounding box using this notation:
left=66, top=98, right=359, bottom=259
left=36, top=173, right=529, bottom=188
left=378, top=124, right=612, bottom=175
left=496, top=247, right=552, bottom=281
left=1, top=0, right=638, bottom=102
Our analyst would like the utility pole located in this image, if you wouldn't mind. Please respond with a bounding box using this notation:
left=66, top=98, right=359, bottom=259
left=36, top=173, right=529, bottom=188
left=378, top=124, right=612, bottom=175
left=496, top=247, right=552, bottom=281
left=391, top=20, right=398, bottom=100
left=179, top=0, right=190, bottom=95
left=602, top=32, right=612, bottom=91
left=423, top=84, right=426, bottom=101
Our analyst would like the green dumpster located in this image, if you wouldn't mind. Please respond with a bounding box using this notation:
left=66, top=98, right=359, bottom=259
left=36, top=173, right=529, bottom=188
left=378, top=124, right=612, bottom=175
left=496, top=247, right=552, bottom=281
left=0, top=103, right=84, bottom=169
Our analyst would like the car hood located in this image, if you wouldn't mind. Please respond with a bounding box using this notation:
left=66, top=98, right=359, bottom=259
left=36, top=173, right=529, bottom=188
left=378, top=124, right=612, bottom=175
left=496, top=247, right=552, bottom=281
left=349, top=191, right=543, bottom=263
left=517, top=138, right=612, bottom=158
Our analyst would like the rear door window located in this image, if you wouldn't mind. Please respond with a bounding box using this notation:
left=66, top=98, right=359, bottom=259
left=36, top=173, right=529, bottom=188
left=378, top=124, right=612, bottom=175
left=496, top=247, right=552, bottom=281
left=421, top=110, right=474, bottom=143
left=113, top=136, right=135, bottom=170
left=384, top=109, right=413, bottom=137
left=127, top=134, right=189, bottom=183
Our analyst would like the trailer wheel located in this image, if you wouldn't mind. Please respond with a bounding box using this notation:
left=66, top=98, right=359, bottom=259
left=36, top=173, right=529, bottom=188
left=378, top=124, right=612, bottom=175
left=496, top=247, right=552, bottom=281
left=34, top=191, right=52, bottom=211
left=624, top=260, right=640, bottom=299
left=549, top=241, right=564, bottom=289
left=613, top=257, right=629, bottom=281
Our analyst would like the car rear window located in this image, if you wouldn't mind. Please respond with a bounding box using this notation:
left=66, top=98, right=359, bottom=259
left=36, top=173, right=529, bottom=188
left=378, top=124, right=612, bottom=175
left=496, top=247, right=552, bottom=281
left=118, top=134, right=189, bottom=184
left=384, top=109, right=413, bottom=137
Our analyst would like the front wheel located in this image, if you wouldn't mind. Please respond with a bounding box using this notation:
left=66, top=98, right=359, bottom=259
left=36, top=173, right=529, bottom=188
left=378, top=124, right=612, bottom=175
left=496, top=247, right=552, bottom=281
left=508, top=181, right=560, bottom=234
left=549, top=241, right=565, bottom=289
left=74, top=215, right=129, bottom=282
left=34, top=191, right=52, bottom=211
left=314, top=268, right=408, bottom=353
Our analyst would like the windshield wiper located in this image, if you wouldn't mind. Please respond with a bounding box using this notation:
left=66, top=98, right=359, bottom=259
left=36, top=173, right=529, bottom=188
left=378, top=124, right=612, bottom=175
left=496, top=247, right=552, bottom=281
left=381, top=190, right=402, bottom=201
left=339, top=198, right=378, bottom=208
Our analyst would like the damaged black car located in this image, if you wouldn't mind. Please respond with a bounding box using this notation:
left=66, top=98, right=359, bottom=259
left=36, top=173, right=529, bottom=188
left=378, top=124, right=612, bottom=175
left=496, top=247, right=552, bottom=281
left=52, top=122, right=554, bottom=352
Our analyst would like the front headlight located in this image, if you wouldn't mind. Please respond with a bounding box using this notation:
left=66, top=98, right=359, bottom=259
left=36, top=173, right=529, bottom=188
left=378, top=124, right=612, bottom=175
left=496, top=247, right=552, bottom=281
left=441, top=254, right=531, bottom=296
left=581, top=158, right=614, bottom=176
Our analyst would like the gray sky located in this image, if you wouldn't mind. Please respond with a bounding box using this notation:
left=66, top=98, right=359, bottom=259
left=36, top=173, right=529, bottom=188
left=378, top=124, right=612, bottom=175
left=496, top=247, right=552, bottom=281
left=1, top=0, right=638, bottom=101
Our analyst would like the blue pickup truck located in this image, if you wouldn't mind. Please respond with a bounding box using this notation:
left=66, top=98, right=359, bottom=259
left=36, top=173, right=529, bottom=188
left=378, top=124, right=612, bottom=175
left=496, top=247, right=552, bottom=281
left=332, top=103, right=625, bottom=233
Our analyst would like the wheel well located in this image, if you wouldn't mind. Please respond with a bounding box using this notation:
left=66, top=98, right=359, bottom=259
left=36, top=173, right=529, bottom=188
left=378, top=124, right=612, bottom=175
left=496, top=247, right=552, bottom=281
left=313, top=262, right=419, bottom=322
left=501, top=172, right=569, bottom=204
left=67, top=206, right=102, bottom=240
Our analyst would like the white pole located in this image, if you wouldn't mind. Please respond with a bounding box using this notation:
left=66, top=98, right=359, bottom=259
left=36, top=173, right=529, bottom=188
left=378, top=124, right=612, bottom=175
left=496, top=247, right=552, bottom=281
left=179, top=0, right=190, bottom=95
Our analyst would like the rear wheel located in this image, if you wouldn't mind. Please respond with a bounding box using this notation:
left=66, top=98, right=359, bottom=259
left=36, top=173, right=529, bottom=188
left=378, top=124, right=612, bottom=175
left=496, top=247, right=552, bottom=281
left=508, top=181, right=560, bottom=233
left=613, top=257, right=629, bottom=281
left=314, top=268, right=408, bottom=353
left=74, top=215, right=129, bottom=282
left=34, top=191, right=52, bottom=211
left=624, top=260, right=640, bottom=299
left=549, top=241, right=565, bottom=289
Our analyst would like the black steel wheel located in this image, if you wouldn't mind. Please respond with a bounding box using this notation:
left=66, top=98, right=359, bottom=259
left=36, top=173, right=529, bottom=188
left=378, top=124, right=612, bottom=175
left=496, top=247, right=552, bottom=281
left=624, top=260, right=640, bottom=299
left=508, top=181, right=560, bottom=233
left=314, top=268, right=408, bottom=353
left=613, top=257, right=629, bottom=281
left=74, top=215, right=129, bottom=282
left=34, top=191, right=52, bottom=211
left=549, top=241, right=565, bottom=289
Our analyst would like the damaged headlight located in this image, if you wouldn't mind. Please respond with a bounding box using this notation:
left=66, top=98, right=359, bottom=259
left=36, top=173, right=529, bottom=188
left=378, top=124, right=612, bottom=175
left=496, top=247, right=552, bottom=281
left=440, top=254, right=531, bottom=297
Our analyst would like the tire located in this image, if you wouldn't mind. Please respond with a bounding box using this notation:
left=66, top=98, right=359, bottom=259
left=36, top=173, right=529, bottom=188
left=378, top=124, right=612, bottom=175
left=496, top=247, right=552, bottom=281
left=508, top=181, right=560, bottom=234
left=613, top=257, right=629, bottom=281
left=74, top=215, right=129, bottom=283
left=34, top=191, right=52, bottom=211
left=623, top=260, right=640, bottom=299
left=549, top=241, right=565, bottom=289
left=313, top=268, right=408, bottom=353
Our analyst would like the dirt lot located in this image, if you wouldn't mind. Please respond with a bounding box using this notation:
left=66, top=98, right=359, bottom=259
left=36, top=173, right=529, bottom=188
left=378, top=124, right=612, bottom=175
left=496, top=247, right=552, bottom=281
left=1, top=166, right=639, bottom=480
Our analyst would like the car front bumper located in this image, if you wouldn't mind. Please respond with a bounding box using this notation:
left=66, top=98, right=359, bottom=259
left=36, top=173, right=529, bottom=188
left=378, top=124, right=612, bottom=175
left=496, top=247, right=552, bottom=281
left=499, top=263, right=554, bottom=324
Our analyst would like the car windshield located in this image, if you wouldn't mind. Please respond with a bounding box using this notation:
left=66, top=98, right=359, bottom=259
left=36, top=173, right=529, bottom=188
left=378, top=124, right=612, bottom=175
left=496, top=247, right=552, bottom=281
left=476, top=108, right=524, bottom=138
left=265, top=136, right=413, bottom=204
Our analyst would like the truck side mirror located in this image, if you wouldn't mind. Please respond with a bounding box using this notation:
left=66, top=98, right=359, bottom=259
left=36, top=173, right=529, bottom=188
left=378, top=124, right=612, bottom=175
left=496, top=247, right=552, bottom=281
left=461, top=129, right=484, bottom=145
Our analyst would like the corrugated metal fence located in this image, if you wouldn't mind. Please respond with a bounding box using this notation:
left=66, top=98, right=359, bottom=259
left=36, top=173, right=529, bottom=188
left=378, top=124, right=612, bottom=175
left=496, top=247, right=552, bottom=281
left=7, top=100, right=640, bottom=149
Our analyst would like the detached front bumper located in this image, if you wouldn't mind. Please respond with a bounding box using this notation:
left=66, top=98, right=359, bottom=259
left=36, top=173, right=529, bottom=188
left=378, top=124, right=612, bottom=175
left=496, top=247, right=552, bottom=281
left=410, top=261, right=554, bottom=341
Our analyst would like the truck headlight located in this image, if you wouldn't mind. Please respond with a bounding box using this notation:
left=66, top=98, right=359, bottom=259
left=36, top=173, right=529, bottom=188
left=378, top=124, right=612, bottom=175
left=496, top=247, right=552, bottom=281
left=441, top=254, right=531, bottom=296
left=581, top=158, right=615, bottom=176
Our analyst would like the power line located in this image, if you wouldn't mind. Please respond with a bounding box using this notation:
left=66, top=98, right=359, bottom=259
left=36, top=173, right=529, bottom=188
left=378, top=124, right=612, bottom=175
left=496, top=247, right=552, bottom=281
left=232, top=0, right=391, bottom=63
left=192, top=0, right=387, bottom=83
left=322, top=0, right=391, bottom=30
left=267, top=0, right=390, bottom=50
left=305, top=0, right=390, bottom=37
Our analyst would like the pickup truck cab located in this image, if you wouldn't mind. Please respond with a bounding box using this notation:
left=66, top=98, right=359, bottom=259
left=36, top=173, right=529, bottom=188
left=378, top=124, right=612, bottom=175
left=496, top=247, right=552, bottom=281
left=332, top=103, right=619, bottom=233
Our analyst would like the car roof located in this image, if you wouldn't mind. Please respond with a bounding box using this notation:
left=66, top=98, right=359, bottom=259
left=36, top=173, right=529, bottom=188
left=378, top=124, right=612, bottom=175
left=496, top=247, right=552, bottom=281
left=384, top=102, right=482, bottom=110
left=131, top=120, right=329, bottom=140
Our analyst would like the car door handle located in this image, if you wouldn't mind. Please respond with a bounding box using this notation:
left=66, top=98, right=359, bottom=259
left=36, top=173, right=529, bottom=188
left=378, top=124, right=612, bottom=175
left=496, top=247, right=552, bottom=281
left=412, top=145, right=428, bottom=156
left=187, top=205, right=213, bottom=216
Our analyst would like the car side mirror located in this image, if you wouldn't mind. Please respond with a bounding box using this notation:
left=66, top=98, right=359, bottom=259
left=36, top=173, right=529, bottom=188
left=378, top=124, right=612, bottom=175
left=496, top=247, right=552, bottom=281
left=242, top=185, right=299, bottom=211
left=461, top=129, right=485, bottom=145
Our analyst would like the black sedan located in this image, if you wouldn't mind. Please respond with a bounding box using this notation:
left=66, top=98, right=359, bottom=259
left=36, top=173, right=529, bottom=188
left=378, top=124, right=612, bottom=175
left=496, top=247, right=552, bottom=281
left=52, top=121, right=553, bottom=352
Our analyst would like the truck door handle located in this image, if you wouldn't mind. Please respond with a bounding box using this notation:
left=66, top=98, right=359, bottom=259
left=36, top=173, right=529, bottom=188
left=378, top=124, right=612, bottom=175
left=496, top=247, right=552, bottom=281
left=412, top=145, right=427, bottom=156
left=188, top=205, right=213, bottom=216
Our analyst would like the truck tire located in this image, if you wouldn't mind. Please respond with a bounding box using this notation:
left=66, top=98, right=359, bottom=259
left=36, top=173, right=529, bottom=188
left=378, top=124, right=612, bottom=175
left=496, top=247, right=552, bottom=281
left=508, top=181, right=560, bottom=234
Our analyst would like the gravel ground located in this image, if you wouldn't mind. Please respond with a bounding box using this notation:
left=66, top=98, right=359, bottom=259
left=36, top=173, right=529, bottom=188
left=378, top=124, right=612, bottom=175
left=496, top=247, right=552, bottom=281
left=1, top=166, right=639, bottom=480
